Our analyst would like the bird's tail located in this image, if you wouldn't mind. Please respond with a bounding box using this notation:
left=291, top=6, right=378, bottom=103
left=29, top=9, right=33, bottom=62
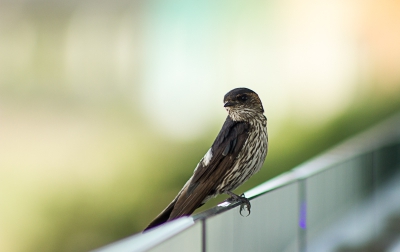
left=144, top=177, right=211, bottom=231
left=143, top=198, right=177, bottom=231
left=143, top=181, right=205, bottom=231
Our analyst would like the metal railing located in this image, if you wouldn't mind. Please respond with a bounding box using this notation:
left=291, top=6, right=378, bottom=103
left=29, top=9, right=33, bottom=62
left=94, top=113, right=400, bottom=252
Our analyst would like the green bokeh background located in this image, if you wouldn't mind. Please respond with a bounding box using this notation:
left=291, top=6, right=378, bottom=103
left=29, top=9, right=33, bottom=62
left=1, top=1, right=400, bottom=251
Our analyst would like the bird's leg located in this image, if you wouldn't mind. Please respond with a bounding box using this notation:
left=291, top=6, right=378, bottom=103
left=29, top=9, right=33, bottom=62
left=226, top=191, right=251, bottom=217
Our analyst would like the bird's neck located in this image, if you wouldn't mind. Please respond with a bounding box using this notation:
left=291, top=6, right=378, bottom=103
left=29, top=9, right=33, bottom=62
left=228, top=109, right=265, bottom=123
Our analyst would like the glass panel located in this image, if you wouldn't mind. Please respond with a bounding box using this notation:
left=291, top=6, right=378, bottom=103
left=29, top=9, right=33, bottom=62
left=206, top=183, right=299, bottom=252
left=374, top=143, right=400, bottom=187
left=305, top=155, right=374, bottom=247
left=148, top=222, right=202, bottom=252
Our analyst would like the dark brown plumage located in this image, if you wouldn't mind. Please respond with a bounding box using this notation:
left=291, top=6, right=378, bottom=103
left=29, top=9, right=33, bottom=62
left=144, top=87, right=268, bottom=231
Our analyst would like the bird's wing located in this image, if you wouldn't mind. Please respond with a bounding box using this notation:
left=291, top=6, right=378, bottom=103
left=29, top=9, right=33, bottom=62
left=169, top=116, right=250, bottom=219
left=191, top=116, right=249, bottom=185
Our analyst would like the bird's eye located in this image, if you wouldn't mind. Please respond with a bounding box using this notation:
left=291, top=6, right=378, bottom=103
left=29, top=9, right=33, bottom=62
left=238, top=95, right=248, bottom=101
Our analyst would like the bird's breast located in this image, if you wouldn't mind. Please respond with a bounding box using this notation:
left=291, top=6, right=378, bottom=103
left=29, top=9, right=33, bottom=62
left=216, top=116, right=268, bottom=193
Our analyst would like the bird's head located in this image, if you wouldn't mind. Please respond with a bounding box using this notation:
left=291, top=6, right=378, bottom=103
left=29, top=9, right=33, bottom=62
left=223, top=87, right=264, bottom=121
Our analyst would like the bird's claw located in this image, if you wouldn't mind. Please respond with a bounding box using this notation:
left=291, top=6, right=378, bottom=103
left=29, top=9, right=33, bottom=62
left=239, top=194, right=251, bottom=217
left=239, top=203, right=251, bottom=217
left=226, top=192, right=251, bottom=217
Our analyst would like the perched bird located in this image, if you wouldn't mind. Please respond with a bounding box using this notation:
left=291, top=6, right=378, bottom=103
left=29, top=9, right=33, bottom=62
left=144, top=87, right=268, bottom=231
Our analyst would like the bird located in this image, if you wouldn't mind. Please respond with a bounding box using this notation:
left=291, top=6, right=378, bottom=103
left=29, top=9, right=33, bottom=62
left=144, top=87, right=268, bottom=231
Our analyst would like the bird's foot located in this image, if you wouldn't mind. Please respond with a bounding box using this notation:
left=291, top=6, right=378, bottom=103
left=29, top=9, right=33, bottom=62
left=226, top=191, right=251, bottom=217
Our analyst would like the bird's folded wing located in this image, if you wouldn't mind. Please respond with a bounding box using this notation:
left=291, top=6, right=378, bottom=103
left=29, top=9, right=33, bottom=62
left=169, top=117, right=250, bottom=218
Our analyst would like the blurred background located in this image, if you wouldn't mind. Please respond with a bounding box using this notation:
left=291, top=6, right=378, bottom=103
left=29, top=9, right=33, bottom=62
left=1, top=0, right=400, bottom=251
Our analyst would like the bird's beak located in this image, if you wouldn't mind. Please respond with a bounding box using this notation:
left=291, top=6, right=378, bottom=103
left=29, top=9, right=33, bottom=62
left=224, top=101, right=235, bottom=107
